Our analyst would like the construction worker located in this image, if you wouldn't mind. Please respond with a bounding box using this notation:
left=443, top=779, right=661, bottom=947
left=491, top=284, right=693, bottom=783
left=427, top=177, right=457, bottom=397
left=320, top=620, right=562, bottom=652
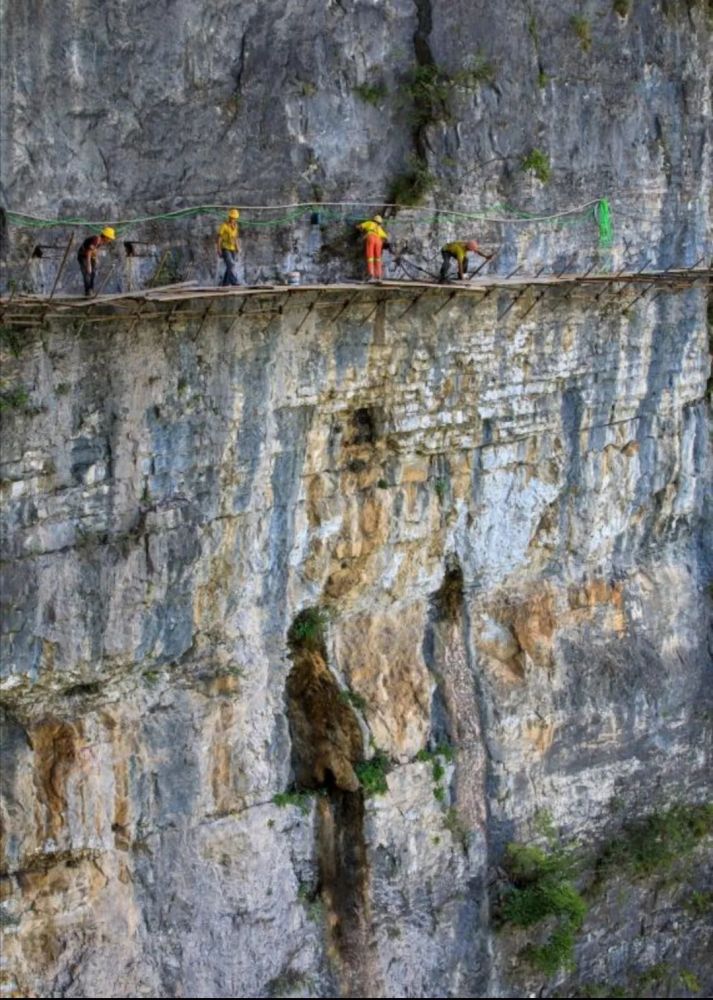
left=356, top=214, right=390, bottom=281
left=439, top=240, right=491, bottom=282
left=77, top=227, right=115, bottom=296
left=217, top=208, right=240, bottom=286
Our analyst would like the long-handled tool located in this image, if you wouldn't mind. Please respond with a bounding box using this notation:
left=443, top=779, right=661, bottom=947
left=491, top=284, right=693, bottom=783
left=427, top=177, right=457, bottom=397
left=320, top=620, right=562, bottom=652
left=393, top=247, right=440, bottom=282
left=466, top=247, right=501, bottom=280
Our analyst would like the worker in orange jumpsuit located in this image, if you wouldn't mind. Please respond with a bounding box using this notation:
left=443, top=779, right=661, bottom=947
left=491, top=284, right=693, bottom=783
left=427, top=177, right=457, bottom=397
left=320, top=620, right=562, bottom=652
left=356, top=214, right=390, bottom=280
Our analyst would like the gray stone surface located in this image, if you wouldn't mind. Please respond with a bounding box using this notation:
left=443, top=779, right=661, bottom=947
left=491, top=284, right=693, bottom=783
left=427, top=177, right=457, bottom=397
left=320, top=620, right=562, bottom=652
left=0, top=1, right=712, bottom=996
left=0, top=276, right=711, bottom=996
left=1, top=1, right=711, bottom=290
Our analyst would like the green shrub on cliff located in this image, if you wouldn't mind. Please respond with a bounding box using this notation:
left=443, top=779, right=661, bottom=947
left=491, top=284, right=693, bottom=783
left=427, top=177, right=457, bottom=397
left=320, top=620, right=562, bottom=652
left=570, top=15, right=592, bottom=51
left=354, top=81, right=387, bottom=106
left=521, top=148, right=551, bottom=183
left=498, top=841, right=587, bottom=973
left=596, top=802, right=713, bottom=879
left=355, top=751, right=390, bottom=796
left=389, top=159, right=435, bottom=207
left=0, top=384, right=29, bottom=412
left=288, top=607, right=329, bottom=652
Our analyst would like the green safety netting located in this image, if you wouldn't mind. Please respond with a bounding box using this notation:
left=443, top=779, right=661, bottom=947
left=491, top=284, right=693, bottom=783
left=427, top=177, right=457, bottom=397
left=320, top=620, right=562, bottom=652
left=595, top=198, right=613, bottom=248
left=4, top=198, right=613, bottom=243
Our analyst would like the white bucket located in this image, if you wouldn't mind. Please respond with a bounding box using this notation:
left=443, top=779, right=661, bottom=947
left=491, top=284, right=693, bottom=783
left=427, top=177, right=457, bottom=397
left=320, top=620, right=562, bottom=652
left=287, top=271, right=301, bottom=285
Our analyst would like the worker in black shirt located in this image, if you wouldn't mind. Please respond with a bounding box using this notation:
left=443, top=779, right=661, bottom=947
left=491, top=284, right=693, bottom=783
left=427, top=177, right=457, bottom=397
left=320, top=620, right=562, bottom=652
left=77, top=227, right=116, bottom=296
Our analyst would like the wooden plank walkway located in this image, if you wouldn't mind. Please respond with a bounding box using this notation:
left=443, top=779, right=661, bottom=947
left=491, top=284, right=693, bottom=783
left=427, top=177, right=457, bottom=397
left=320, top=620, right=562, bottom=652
left=1, top=267, right=709, bottom=327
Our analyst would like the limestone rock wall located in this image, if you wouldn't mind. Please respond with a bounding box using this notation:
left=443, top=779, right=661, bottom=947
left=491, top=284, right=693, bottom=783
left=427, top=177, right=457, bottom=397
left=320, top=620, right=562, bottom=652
left=1, top=0, right=712, bottom=994
left=1, top=0, right=711, bottom=289
left=1, top=278, right=711, bottom=997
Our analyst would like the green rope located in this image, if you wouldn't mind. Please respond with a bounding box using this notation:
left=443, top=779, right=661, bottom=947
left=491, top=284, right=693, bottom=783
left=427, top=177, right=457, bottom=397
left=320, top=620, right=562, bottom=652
left=3, top=198, right=609, bottom=236
left=595, top=198, right=613, bottom=247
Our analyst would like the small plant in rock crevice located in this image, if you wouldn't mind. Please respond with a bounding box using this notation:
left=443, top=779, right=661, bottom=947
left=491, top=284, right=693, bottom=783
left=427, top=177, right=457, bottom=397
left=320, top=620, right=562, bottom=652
left=355, top=750, right=390, bottom=796
left=288, top=607, right=329, bottom=653
left=416, top=743, right=454, bottom=802
left=389, top=158, right=435, bottom=207
left=338, top=688, right=368, bottom=713
left=0, top=384, right=29, bottom=412
left=390, top=52, right=495, bottom=211
left=679, top=969, right=701, bottom=994
left=223, top=93, right=241, bottom=119
left=297, top=882, right=324, bottom=922
left=570, top=14, right=592, bottom=51
left=354, top=81, right=387, bottom=106
left=521, top=148, right=551, bottom=183
left=400, top=63, right=452, bottom=129
left=443, top=806, right=468, bottom=847
left=297, top=79, right=317, bottom=98
left=433, top=476, right=448, bottom=500
left=452, top=54, right=496, bottom=88
left=272, top=790, right=316, bottom=815
left=685, top=889, right=713, bottom=917
left=400, top=58, right=496, bottom=129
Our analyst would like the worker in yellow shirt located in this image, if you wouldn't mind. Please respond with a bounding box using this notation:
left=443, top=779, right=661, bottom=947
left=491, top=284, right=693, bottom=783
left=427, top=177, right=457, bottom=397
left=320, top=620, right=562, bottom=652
left=356, top=214, right=391, bottom=280
left=217, top=208, right=240, bottom=286
left=439, top=240, right=491, bottom=282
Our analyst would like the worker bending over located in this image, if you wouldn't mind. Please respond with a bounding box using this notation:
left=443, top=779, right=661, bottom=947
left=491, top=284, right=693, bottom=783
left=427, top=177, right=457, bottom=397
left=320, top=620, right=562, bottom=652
left=356, top=214, right=391, bottom=281
left=217, top=208, right=240, bottom=286
left=439, top=240, right=491, bottom=282
left=77, top=227, right=115, bottom=296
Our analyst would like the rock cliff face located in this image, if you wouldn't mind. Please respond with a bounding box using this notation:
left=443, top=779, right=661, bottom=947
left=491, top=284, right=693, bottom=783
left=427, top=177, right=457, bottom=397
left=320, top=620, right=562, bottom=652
left=1, top=0, right=712, bottom=997
left=1, top=277, right=711, bottom=997
left=1, top=0, right=711, bottom=286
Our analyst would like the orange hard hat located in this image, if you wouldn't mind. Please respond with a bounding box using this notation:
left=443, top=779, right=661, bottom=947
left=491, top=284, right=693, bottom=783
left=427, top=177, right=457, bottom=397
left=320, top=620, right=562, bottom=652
left=466, top=240, right=478, bottom=252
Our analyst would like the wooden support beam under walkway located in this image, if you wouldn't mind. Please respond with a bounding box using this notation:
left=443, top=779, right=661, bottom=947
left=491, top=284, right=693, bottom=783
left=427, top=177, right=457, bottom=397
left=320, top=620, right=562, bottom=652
left=1, top=266, right=709, bottom=330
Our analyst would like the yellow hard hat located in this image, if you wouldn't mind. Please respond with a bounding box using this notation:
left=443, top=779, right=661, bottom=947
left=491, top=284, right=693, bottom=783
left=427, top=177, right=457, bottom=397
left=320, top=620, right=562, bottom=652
left=373, top=214, right=383, bottom=224
left=228, top=208, right=240, bottom=220
left=101, top=226, right=116, bottom=240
